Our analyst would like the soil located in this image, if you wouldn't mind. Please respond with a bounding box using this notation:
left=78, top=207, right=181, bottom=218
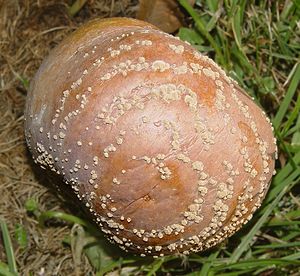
left=0, top=0, right=138, bottom=274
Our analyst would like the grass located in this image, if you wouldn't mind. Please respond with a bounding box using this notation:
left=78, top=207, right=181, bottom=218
left=0, top=219, right=18, bottom=276
left=0, top=0, right=299, bottom=275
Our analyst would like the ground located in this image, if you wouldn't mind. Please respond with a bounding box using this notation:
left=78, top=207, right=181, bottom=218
left=0, top=1, right=138, bottom=274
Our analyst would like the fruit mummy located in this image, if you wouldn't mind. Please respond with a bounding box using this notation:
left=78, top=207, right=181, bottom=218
left=25, top=18, right=277, bottom=256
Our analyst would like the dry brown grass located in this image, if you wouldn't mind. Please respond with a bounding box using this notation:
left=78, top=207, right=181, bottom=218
left=0, top=0, right=138, bottom=274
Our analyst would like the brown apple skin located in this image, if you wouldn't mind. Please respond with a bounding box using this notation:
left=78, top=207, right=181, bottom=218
left=25, top=17, right=277, bottom=256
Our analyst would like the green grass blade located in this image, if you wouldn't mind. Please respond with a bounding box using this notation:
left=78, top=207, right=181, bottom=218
left=206, top=0, right=218, bottom=13
left=280, top=1, right=295, bottom=20
left=282, top=231, right=300, bottom=241
left=231, top=5, right=242, bottom=48
left=146, top=258, right=165, bottom=276
left=0, top=219, right=18, bottom=275
left=178, top=28, right=204, bottom=45
left=68, top=0, right=88, bottom=17
left=14, top=224, right=28, bottom=249
left=229, top=185, right=289, bottom=263
left=265, top=209, right=300, bottom=227
left=264, top=220, right=300, bottom=227
left=215, top=259, right=300, bottom=271
left=254, top=241, right=300, bottom=249
left=96, top=259, right=135, bottom=276
left=283, top=252, right=300, bottom=260
left=178, top=0, right=226, bottom=65
left=216, top=270, right=256, bottom=276
left=0, top=262, right=16, bottom=276
left=281, top=93, right=300, bottom=137
left=206, top=8, right=221, bottom=32
left=38, top=211, right=90, bottom=228
left=273, top=63, right=300, bottom=129
left=263, top=170, right=300, bottom=207
left=200, top=250, right=220, bottom=275
left=291, top=112, right=300, bottom=145
left=272, top=151, right=300, bottom=185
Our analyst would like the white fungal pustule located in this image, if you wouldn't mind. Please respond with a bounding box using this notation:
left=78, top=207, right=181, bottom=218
left=24, top=17, right=277, bottom=256
left=151, top=60, right=171, bottom=72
